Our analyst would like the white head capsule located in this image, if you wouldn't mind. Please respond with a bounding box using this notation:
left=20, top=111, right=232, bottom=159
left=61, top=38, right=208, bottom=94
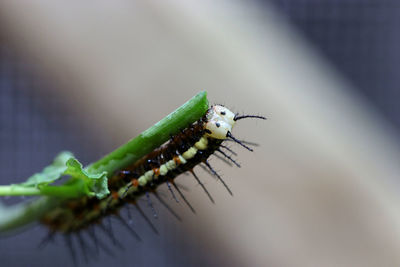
left=205, top=105, right=236, bottom=139
left=213, top=105, right=235, bottom=125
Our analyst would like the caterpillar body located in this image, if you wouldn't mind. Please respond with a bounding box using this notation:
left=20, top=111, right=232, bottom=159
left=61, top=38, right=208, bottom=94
left=39, top=104, right=265, bottom=259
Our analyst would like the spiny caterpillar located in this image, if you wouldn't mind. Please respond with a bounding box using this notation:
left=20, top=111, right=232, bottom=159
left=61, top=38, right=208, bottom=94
left=39, top=104, right=265, bottom=262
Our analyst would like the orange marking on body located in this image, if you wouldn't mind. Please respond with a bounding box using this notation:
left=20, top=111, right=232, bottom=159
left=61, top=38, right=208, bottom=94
left=173, top=156, right=181, bottom=164
left=111, top=191, right=119, bottom=200
left=132, top=178, right=139, bottom=187
left=153, top=168, right=160, bottom=176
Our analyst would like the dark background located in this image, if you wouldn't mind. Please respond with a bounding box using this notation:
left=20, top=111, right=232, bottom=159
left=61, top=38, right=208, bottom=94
left=1, top=1, right=399, bottom=266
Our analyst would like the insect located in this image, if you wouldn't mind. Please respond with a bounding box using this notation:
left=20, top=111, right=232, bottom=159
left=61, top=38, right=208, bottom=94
left=39, top=104, right=265, bottom=262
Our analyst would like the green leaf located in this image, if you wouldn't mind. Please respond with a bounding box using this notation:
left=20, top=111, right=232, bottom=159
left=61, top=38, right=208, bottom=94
left=16, top=151, right=109, bottom=199
left=64, top=158, right=109, bottom=199
left=21, top=151, right=74, bottom=187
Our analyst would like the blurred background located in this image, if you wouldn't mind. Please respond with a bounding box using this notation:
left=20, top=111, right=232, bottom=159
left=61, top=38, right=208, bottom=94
left=1, top=0, right=400, bottom=266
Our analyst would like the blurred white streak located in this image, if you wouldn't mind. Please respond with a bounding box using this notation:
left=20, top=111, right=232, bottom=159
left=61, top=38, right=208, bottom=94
left=1, top=0, right=400, bottom=266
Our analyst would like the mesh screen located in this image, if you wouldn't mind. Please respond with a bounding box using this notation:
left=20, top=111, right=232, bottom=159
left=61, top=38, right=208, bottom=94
left=271, top=0, right=400, bottom=131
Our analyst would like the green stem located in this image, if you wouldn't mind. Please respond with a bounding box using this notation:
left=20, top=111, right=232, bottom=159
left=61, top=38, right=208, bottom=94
left=0, top=91, right=209, bottom=233
left=0, top=185, right=41, bottom=196
left=0, top=182, right=85, bottom=198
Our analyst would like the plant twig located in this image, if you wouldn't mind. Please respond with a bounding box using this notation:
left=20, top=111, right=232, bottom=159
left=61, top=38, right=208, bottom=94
left=0, top=186, right=41, bottom=197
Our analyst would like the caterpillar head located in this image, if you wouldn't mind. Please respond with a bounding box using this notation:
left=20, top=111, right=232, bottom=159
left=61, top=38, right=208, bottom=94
left=205, top=105, right=236, bottom=139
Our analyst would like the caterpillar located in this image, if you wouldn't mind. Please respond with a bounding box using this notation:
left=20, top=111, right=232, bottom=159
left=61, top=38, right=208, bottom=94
left=39, top=104, right=265, bottom=262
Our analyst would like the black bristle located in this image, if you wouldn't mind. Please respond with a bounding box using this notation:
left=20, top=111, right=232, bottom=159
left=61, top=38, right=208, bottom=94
left=87, top=227, right=99, bottom=255
left=87, top=227, right=115, bottom=257
left=166, top=180, right=179, bottom=203
left=153, top=192, right=182, bottom=222
left=204, top=160, right=233, bottom=196
left=234, top=114, right=266, bottom=121
left=133, top=203, right=159, bottom=235
left=220, top=144, right=237, bottom=156
left=213, top=153, right=233, bottom=166
left=97, top=222, right=124, bottom=250
left=121, top=184, right=132, bottom=199
left=114, top=215, right=142, bottom=242
left=38, top=230, right=55, bottom=249
left=76, top=232, right=89, bottom=263
left=64, top=234, right=78, bottom=266
left=171, top=180, right=196, bottom=214
left=190, top=170, right=215, bottom=204
left=146, top=191, right=158, bottom=219
left=216, top=149, right=241, bottom=168
left=226, top=132, right=253, bottom=152
left=225, top=138, right=259, bottom=147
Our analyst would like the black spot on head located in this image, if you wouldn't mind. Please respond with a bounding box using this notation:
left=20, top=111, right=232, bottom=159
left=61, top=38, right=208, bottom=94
left=221, top=111, right=226, bottom=115
left=216, top=122, right=220, bottom=128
